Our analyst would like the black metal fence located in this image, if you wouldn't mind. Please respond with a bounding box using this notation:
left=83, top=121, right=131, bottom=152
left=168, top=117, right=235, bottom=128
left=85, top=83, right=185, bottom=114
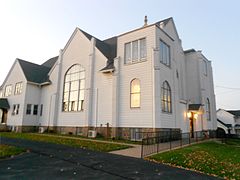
left=141, top=130, right=216, bottom=158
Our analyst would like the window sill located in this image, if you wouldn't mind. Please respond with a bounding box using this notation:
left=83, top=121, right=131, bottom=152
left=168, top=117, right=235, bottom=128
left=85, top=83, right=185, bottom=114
left=124, top=59, right=147, bottom=65
left=162, top=111, right=172, bottom=115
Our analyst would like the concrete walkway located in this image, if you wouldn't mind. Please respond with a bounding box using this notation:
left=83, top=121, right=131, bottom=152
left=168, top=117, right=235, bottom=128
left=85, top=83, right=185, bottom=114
left=0, top=137, right=218, bottom=179
left=110, top=145, right=142, bottom=158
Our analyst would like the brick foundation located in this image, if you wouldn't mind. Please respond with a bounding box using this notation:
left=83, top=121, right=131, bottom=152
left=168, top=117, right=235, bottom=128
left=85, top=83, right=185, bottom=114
left=6, top=125, right=181, bottom=140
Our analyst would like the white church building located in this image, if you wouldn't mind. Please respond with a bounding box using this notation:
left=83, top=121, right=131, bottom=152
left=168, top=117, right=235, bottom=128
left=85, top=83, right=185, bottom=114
left=0, top=17, right=217, bottom=139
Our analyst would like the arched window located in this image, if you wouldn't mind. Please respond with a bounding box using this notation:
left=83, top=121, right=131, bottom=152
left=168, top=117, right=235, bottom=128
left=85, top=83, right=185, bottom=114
left=62, top=64, right=85, bottom=112
left=161, top=81, right=172, bottom=113
left=130, top=79, right=140, bottom=108
left=206, top=98, right=211, bottom=121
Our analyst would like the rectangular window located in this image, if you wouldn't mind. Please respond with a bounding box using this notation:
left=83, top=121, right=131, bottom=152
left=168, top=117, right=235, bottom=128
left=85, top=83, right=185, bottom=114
left=40, top=104, right=43, bottom=116
left=15, top=82, right=23, bottom=95
left=124, top=42, right=131, bottom=64
left=12, top=104, right=20, bottom=115
left=5, top=85, right=12, bottom=97
left=124, top=38, right=146, bottom=64
left=203, top=60, right=207, bottom=76
left=33, top=105, right=38, bottom=115
left=26, top=104, right=32, bottom=115
left=160, top=40, right=170, bottom=67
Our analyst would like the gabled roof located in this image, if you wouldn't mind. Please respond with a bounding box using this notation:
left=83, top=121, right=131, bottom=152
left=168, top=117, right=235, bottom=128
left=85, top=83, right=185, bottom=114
left=217, top=119, right=232, bottom=128
left=188, top=104, right=202, bottom=111
left=155, top=17, right=173, bottom=27
left=79, top=29, right=117, bottom=61
left=78, top=29, right=117, bottom=72
left=41, top=56, right=58, bottom=68
left=17, top=56, right=58, bottom=84
left=226, top=110, right=240, bottom=117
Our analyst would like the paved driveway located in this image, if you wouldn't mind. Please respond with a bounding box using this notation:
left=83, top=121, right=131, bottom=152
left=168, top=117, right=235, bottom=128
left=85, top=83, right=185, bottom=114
left=0, top=137, right=218, bottom=179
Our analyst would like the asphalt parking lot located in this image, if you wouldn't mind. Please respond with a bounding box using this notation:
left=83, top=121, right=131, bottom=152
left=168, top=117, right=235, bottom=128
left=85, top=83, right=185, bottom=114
left=0, top=137, right=218, bottom=179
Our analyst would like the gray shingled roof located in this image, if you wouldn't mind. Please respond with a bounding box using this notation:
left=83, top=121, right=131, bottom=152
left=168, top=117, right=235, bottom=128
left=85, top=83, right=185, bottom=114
left=217, top=119, right=232, bottom=128
left=184, top=49, right=196, bottom=54
left=155, top=17, right=172, bottom=27
left=79, top=29, right=117, bottom=71
left=0, top=98, right=10, bottom=109
left=227, top=110, right=240, bottom=117
left=18, top=56, right=58, bottom=84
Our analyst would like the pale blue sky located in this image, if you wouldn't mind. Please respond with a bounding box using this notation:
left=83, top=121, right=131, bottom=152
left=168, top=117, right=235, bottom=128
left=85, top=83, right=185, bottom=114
left=0, top=0, right=240, bottom=109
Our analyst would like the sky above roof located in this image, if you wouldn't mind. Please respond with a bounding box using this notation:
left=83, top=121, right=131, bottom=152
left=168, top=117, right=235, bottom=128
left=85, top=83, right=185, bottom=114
left=0, top=0, right=240, bottom=109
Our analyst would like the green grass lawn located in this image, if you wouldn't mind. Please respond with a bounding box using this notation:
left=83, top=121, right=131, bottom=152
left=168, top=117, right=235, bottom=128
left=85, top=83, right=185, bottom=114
left=0, top=132, right=130, bottom=152
left=0, top=144, right=25, bottom=158
left=147, top=140, right=240, bottom=179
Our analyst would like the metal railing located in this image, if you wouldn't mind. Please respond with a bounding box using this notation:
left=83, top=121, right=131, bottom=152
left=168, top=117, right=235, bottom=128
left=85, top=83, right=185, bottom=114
left=141, top=130, right=216, bottom=158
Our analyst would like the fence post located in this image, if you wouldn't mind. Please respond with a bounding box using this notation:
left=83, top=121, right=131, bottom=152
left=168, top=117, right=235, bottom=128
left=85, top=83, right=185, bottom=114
left=196, top=132, right=198, bottom=142
left=170, top=129, right=172, bottom=150
left=141, top=139, right=144, bottom=158
left=180, top=134, right=182, bottom=147
left=157, top=137, right=159, bottom=153
left=189, top=132, right=191, bottom=144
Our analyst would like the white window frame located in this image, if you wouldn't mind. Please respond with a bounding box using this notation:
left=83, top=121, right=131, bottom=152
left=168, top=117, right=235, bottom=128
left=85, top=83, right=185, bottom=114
left=160, top=40, right=171, bottom=67
left=15, top=82, right=23, bottom=95
left=124, top=38, right=146, bottom=64
left=5, top=85, right=12, bottom=97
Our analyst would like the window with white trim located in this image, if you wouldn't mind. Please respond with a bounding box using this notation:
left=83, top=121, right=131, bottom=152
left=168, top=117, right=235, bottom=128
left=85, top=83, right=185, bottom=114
left=5, top=85, right=12, bottom=97
left=203, top=60, right=207, bottom=76
left=124, top=38, right=146, bottom=64
left=26, top=104, right=32, bottom=115
left=12, top=104, right=20, bottom=115
left=15, top=82, right=23, bottom=95
left=62, top=64, right=85, bottom=112
left=33, top=105, right=38, bottom=115
left=206, top=98, right=211, bottom=121
left=160, top=40, right=170, bottom=67
left=161, top=81, right=172, bottom=113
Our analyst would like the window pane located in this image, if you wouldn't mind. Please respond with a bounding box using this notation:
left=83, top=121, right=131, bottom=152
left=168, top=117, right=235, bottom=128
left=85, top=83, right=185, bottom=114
left=65, top=74, right=71, bottom=82
left=131, top=94, right=140, bottom=107
left=70, top=91, right=78, bottom=101
left=63, top=92, right=69, bottom=102
left=132, top=40, right=138, bottom=61
left=80, top=72, right=85, bottom=79
left=64, top=82, right=70, bottom=92
left=71, top=81, right=79, bottom=91
left=131, top=79, right=140, bottom=93
left=79, top=90, right=84, bottom=100
left=71, top=73, right=79, bottom=81
left=125, top=43, right=131, bottom=63
left=140, top=38, right=146, bottom=59
left=80, top=80, right=85, bottom=89
left=78, top=100, right=83, bottom=111
left=63, top=102, right=68, bottom=111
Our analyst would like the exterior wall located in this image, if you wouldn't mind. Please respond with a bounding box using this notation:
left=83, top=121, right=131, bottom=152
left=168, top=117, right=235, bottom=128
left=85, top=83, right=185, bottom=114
left=39, top=58, right=59, bottom=127
left=57, top=29, right=112, bottom=129
left=185, top=52, right=217, bottom=131
left=155, top=27, right=177, bottom=129
left=0, top=61, right=27, bottom=127
left=116, top=25, right=155, bottom=128
left=57, top=30, right=91, bottom=127
left=22, top=83, right=41, bottom=126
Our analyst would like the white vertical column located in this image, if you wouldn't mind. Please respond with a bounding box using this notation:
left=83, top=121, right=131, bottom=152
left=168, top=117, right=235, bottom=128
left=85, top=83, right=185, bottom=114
left=54, top=49, right=63, bottom=127
left=85, top=37, right=96, bottom=127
